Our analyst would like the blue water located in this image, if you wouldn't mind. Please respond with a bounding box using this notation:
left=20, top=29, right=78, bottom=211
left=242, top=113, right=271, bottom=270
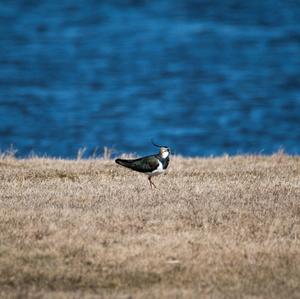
left=0, top=1, right=300, bottom=157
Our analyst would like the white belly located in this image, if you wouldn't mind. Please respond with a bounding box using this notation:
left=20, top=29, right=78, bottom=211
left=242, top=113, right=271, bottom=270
left=147, top=160, right=164, bottom=177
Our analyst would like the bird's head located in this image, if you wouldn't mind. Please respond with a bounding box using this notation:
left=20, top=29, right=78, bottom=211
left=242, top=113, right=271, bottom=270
left=159, top=147, right=170, bottom=158
left=151, top=140, right=170, bottom=159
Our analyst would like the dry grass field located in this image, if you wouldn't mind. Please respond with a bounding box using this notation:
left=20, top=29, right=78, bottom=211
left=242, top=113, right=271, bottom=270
left=0, top=153, right=300, bottom=298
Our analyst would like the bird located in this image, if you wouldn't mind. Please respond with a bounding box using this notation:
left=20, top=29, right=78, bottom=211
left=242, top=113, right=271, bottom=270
left=115, top=141, right=170, bottom=188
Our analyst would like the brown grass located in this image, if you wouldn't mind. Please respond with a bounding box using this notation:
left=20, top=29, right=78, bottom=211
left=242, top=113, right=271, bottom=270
left=0, top=153, right=300, bottom=298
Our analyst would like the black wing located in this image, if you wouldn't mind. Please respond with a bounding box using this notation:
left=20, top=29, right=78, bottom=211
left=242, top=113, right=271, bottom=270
left=115, top=155, right=159, bottom=173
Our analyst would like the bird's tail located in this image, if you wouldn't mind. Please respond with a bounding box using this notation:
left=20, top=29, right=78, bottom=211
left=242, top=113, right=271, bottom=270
left=115, top=158, right=133, bottom=169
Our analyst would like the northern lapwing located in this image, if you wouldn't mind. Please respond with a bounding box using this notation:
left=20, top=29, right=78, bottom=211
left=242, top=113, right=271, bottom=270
left=115, top=141, right=170, bottom=188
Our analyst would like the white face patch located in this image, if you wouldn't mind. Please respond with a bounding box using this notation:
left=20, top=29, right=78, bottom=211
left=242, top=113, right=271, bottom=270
left=161, top=150, right=169, bottom=159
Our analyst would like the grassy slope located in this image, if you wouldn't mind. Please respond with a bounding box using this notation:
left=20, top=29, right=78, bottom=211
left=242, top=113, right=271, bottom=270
left=0, top=154, right=300, bottom=298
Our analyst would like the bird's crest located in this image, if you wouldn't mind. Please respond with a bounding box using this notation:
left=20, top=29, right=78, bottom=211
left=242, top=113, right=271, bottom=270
left=151, top=139, right=169, bottom=149
left=151, top=140, right=170, bottom=157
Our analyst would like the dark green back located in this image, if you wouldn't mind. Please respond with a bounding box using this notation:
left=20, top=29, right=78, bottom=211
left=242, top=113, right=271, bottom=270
left=115, top=155, right=159, bottom=173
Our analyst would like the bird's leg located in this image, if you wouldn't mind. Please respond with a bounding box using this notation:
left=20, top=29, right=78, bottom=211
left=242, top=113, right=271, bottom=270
left=148, top=176, right=153, bottom=188
left=148, top=176, right=157, bottom=189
